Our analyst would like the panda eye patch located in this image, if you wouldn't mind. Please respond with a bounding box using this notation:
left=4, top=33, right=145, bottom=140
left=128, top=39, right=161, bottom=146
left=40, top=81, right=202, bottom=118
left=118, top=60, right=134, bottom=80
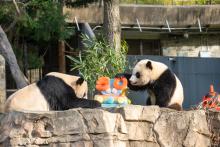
left=136, top=72, right=140, bottom=78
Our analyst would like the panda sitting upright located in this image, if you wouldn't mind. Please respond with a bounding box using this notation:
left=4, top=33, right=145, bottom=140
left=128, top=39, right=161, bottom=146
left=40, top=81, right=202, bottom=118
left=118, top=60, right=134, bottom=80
left=4, top=72, right=101, bottom=112
left=116, top=59, right=184, bottom=111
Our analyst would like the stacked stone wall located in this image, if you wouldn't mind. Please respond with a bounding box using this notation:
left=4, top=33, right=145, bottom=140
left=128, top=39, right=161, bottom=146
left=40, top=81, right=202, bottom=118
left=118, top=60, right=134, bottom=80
left=0, top=105, right=219, bottom=147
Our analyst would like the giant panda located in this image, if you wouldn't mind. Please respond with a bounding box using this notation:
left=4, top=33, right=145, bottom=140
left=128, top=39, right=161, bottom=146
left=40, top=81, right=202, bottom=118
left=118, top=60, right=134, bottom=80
left=4, top=72, right=101, bottom=112
left=116, top=59, right=184, bottom=111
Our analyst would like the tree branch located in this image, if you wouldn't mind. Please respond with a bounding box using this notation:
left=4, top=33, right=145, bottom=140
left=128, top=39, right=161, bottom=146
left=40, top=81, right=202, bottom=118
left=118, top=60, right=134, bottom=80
left=13, top=0, right=21, bottom=15
left=0, top=26, right=29, bottom=89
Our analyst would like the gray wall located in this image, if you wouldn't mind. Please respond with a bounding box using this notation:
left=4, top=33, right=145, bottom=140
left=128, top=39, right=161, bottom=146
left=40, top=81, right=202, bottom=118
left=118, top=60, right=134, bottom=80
left=65, top=5, right=220, bottom=27
left=127, top=55, right=220, bottom=109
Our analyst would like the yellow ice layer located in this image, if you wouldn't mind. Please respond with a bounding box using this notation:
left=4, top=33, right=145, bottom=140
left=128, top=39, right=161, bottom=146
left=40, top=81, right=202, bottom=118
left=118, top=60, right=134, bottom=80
left=94, top=94, right=130, bottom=104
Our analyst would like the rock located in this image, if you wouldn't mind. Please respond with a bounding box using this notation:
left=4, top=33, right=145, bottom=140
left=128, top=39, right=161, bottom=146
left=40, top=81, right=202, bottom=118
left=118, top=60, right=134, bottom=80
left=79, top=108, right=127, bottom=134
left=154, top=109, right=211, bottom=147
left=0, top=55, right=5, bottom=113
left=93, top=140, right=128, bottom=147
left=116, top=105, right=160, bottom=123
left=126, top=122, right=155, bottom=141
left=129, top=141, right=159, bottom=147
left=206, top=110, right=220, bottom=146
left=183, top=131, right=210, bottom=147
left=0, top=106, right=219, bottom=147
left=70, top=141, right=93, bottom=147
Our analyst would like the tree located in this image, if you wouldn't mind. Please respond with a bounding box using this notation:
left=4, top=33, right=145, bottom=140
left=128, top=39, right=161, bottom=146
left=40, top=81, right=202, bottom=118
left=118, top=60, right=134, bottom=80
left=58, top=1, right=66, bottom=73
left=0, top=26, right=29, bottom=89
left=1, top=0, right=72, bottom=75
left=103, top=0, right=121, bottom=52
left=0, top=0, right=121, bottom=88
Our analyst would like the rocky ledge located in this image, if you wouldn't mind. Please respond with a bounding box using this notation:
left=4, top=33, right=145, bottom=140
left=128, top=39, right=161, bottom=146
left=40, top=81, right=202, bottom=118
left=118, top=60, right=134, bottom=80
left=0, top=105, right=219, bottom=147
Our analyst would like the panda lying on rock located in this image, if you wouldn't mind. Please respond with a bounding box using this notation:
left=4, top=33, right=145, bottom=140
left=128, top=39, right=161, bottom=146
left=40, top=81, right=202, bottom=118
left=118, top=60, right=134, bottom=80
left=116, top=59, right=184, bottom=111
left=4, top=72, right=101, bottom=112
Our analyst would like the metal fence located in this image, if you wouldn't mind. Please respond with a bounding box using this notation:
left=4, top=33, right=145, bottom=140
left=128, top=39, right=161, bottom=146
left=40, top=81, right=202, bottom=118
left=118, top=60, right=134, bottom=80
left=6, top=68, right=42, bottom=97
left=127, top=55, right=220, bottom=109
left=27, top=68, right=43, bottom=84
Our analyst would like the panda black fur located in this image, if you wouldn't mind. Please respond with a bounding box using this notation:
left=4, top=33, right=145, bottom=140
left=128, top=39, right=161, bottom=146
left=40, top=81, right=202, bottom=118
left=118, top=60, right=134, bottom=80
left=117, top=59, right=184, bottom=111
left=4, top=72, right=101, bottom=112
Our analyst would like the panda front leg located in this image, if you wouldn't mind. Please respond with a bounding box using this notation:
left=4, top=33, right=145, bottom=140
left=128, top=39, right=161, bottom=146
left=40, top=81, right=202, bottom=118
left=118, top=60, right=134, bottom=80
left=62, top=98, right=101, bottom=109
left=146, top=97, right=151, bottom=105
left=115, top=73, right=145, bottom=91
left=154, top=89, right=170, bottom=108
left=115, top=73, right=133, bottom=89
left=115, top=73, right=132, bottom=81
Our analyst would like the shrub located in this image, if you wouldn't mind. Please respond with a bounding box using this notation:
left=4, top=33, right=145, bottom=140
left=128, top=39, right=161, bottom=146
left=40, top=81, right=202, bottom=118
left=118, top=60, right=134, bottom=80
left=67, top=34, right=128, bottom=95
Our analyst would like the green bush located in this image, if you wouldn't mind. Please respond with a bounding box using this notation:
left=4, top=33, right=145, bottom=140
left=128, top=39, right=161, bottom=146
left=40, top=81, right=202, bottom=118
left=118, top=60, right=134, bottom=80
left=67, top=34, right=128, bottom=94
left=12, top=47, right=44, bottom=69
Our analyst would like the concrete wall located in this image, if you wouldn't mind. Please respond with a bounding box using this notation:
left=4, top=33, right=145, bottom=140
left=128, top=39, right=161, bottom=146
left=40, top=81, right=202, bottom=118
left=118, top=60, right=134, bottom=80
left=64, top=5, right=220, bottom=27
left=161, top=35, right=220, bottom=57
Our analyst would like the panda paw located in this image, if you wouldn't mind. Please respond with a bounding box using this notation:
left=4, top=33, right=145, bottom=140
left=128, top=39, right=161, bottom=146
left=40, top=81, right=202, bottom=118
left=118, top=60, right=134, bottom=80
left=115, top=73, right=131, bottom=80
left=115, top=73, right=126, bottom=78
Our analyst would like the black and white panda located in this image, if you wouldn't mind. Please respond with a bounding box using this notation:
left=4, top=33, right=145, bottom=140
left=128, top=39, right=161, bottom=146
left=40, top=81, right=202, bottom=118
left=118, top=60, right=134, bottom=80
left=4, top=72, right=101, bottom=112
left=117, top=59, right=184, bottom=111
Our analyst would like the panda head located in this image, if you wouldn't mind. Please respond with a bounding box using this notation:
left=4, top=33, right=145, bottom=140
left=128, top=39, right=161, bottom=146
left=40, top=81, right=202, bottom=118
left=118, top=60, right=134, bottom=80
left=129, top=59, right=168, bottom=86
left=72, top=77, right=88, bottom=99
left=47, top=72, right=88, bottom=99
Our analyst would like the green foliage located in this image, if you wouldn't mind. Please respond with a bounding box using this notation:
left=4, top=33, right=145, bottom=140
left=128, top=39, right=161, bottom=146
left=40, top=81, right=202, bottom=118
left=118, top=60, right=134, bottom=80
left=0, top=0, right=73, bottom=70
left=28, top=52, right=44, bottom=69
left=13, top=47, right=44, bottom=69
left=0, top=3, right=15, bottom=26
left=67, top=34, right=128, bottom=92
left=0, top=0, right=73, bottom=42
left=20, top=0, right=72, bottom=42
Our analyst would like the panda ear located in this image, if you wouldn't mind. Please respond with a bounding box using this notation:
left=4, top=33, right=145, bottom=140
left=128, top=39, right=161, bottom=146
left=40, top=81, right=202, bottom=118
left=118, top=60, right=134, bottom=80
left=76, top=77, right=84, bottom=85
left=146, top=61, right=153, bottom=70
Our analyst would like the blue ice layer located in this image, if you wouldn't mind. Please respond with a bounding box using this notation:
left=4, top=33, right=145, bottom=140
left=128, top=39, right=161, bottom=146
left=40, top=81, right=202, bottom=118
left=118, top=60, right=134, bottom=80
left=101, top=103, right=127, bottom=108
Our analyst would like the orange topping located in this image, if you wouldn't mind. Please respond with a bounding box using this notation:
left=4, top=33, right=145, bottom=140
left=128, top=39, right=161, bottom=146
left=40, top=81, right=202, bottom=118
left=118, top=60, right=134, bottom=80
left=113, top=77, right=128, bottom=90
left=96, top=77, right=110, bottom=91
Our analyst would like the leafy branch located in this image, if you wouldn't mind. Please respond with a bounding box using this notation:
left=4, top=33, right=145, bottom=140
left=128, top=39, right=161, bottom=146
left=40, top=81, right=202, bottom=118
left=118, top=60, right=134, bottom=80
left=67, top=34, right=128, bottom=93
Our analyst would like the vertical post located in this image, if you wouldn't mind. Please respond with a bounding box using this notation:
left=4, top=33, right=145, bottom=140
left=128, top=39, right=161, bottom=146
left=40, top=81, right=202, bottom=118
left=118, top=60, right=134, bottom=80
left=58, top=1, right=66, bottom=73
left=0, top=55, right=6, bottom=113
left=140, top=40, right=143, bottom=55
left=23, top=40, right=28, bottom=77
left=58, top=40, right=66, bottom=73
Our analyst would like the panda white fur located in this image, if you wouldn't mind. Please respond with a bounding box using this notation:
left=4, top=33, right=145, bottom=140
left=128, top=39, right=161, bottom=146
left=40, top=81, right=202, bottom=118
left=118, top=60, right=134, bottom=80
left=4, top=72, right=101, bottom=112
left=117, top=59, right=184, bottom=111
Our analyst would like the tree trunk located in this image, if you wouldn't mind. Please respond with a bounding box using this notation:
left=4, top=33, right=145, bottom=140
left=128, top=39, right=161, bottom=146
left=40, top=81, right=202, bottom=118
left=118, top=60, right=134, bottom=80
left=58, top=40, right=66, bottom=73
left=58, top=1, right=66, bottom=73
left=23, top=40, right=28, bottom=77
left=103, top=0, right=121, bottom=52
left=0, top=26, right=29, bottom=89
